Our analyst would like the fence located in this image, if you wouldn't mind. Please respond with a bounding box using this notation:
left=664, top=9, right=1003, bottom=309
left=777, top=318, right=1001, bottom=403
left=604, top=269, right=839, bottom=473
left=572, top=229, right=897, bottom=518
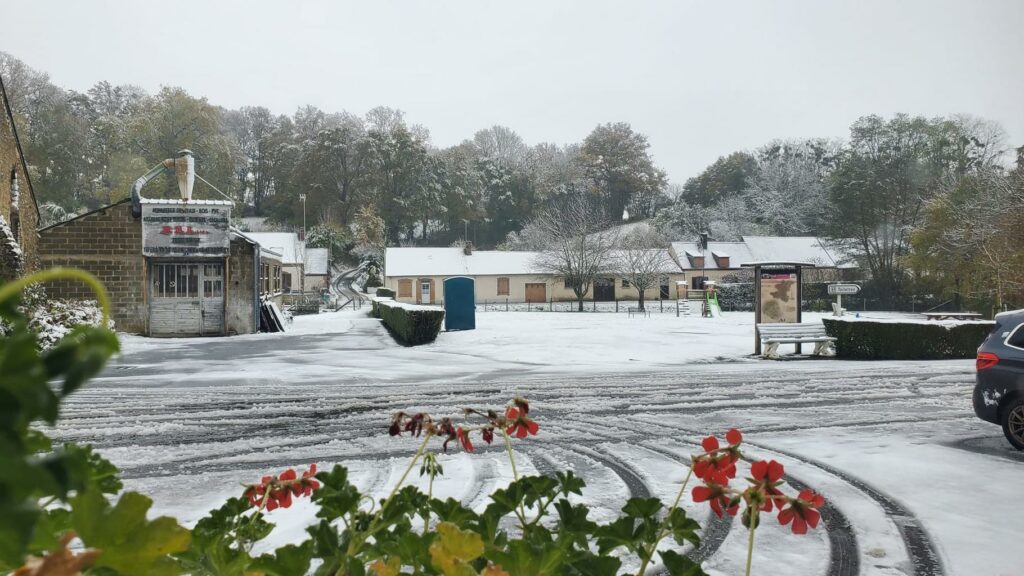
left=478, top=298, right=700, bottom=314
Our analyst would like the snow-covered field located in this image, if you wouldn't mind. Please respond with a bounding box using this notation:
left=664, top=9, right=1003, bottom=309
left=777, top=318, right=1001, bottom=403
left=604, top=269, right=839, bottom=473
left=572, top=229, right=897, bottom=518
left=51, top=309, right=1023, bottom=575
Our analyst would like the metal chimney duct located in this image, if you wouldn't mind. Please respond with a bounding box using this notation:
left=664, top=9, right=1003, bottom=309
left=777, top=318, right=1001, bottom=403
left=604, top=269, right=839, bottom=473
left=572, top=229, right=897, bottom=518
left=175, top=149, right=195, bottom=201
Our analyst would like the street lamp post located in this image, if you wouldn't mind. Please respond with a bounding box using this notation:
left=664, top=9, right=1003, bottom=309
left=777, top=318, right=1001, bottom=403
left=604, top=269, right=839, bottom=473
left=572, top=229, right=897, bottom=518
left=298, top=194, right=307, bottom=240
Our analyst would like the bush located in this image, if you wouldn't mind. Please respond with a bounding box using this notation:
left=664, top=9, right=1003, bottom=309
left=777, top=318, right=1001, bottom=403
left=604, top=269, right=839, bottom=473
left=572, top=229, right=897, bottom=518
left=375, top=287, right=395, bottom=298
left=823, top=317, right=995, bottom=359
left=364, top=266, right=383, bottom=288
left=372, top=298, right=444, bottom=345
left=716, top=283, right=753, bottom=311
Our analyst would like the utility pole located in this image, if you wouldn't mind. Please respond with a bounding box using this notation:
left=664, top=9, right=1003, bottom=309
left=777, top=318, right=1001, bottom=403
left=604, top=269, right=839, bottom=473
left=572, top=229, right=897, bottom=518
left=299, top=194, right=307, bottom=240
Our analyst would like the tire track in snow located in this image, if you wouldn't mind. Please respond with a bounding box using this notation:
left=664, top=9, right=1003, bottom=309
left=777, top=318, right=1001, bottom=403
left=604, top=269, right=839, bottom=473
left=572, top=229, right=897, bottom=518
left=748, top=442, right=944, bottom=576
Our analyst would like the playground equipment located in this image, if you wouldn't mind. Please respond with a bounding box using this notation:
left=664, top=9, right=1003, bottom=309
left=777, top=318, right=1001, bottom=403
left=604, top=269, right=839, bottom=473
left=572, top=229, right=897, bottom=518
left=704, top=281, right=722, bottom=318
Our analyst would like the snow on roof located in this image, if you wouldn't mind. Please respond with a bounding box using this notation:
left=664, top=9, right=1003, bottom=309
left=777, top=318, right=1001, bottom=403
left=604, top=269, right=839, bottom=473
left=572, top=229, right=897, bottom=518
left=742, top=236, right=847, bottom=268
left=305, top=248, right=329, bottom=275
left=245, top=232, right=304, bottom=264
left=385, top=247, right=542, bottom=277
left=670, top=242, right=753, bottom=270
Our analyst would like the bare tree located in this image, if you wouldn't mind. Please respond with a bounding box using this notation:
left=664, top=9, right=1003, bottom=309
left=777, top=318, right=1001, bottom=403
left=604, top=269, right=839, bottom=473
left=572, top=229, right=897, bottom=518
left=532, top=195, right=617, bottom=311
left=613, top=224, right=673, bottom=311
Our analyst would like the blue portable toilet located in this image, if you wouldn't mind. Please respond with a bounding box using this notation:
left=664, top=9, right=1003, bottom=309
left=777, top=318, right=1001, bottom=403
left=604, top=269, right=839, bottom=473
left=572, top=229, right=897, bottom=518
left=443, top=276, right=476, bottom=331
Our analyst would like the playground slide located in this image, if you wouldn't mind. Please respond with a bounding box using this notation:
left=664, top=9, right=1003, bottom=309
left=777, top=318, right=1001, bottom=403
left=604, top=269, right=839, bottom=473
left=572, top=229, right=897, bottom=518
left=706, top=292, right=722, bottom=318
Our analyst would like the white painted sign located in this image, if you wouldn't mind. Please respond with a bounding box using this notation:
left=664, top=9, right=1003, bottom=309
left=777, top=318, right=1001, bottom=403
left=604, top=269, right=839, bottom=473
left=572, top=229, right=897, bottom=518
left=828, top=283, right=861, bottom=295
left=142, top=203, right=230, bottom=257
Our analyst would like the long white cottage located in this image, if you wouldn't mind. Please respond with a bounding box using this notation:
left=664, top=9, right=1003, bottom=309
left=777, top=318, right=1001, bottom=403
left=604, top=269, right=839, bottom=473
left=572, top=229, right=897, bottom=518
left=383, top=236, right=857, bottom=306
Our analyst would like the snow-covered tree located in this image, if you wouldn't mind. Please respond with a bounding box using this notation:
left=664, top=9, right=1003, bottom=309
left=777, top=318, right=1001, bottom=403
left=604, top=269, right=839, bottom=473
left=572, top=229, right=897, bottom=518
left=531, top=194, right=617, bottom=311
left=613, top=224, right=672, bottom=311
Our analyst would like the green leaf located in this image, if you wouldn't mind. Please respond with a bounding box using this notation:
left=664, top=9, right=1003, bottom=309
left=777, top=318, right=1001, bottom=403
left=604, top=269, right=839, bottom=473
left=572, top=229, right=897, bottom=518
left=666, top=507, right=701, bottom=548
left=622, top=497, right=662, bottom=518
left=555, top=470, right=585, bottom=496
left=594, top=517, right=637, bottom=554
left=64, top=443, right=123, bottom=494
left=564, top=551, right=621, bottom=576
left=71, top=490, right=190, bottom=576
left=430, top=497, right=479, bottom=527
left=313, top=465, right=361, bottom=520
left=28, top=507, right=72, bottom=554
left=250, top=542, right=313, bottom=576
left=307, top=520, right=345, bottom=576
left=554, top=498, right=596, bottom=537
left=0, top=501, right=39, bottom=568
left=43, top=326, right=119, bottom=397
left=486, top=539, right=564, bottom=576
left=660, top=549, right=707, bottom=576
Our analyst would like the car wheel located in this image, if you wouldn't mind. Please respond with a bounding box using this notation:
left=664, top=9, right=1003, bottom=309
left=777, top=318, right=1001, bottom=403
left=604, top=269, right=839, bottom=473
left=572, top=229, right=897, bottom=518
left=1001, top=398, right=1024, bottom=451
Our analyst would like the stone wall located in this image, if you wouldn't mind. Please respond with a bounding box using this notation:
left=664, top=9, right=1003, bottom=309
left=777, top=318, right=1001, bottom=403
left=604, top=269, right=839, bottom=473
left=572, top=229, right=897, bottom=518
left=226, top=237, right=257, bottom=335
left=37, top=200, right=148, bottom=333
left=1, top=79, right=39, bottom=276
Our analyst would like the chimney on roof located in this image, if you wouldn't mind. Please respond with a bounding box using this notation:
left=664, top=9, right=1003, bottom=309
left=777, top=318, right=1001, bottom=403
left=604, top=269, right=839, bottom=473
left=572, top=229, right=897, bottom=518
left=463, top=242, right=473, bottom=256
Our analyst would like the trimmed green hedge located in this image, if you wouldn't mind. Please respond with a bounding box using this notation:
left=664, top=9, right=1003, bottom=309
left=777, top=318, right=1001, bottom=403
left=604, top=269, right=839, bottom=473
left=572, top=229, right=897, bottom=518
left=823, top=317, right=994, bottom=360
left=375, top=287, right=396, bottom=298
left=371, top=299, right=444, bottom=345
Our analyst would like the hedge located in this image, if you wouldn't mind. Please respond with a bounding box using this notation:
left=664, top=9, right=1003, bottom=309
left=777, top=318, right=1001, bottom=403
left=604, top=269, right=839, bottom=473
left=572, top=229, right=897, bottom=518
left=371, top=298, right=444, bottom=345
left=822, top=317, right=994, bottom=360
left=375, top=287, right=396, bottom=298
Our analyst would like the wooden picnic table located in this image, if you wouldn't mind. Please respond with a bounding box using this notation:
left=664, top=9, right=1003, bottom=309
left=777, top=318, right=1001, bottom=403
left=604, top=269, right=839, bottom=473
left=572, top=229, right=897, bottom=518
left=922, top=312, right=983, bottom=321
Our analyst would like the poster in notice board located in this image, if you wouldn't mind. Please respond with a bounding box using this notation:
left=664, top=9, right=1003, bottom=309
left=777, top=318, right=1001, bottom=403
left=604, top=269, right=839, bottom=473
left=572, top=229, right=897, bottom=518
left=759, top=270, right=798, bottom=323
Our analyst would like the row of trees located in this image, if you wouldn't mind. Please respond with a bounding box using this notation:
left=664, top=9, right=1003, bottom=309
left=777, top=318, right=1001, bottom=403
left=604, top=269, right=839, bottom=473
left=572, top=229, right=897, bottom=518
left=3, top=51, right=1019, bottom=310
left=653, top=114, right=1022, bottom=311
left=1, top=52, right=670, bottom=257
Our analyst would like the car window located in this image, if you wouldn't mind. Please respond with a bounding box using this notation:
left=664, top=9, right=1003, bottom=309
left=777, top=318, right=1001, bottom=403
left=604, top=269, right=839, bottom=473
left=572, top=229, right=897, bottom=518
left=1007, top=323, right=1024, bottom=349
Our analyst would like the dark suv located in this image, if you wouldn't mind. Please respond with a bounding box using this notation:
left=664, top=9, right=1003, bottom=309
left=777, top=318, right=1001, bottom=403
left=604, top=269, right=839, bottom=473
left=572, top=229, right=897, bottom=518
left=974, top=309, right=1024, bottom=450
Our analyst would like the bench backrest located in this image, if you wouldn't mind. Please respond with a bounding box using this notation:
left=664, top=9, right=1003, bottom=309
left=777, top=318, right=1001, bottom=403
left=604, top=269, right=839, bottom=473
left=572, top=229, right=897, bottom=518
left=757, top=322, right=828, bottom=337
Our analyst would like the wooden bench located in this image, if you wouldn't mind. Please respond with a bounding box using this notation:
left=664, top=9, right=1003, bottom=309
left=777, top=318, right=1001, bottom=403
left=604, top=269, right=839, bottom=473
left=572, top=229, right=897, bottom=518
left=757, top=323, right=836, bottom=359
left=627, top=307, right=651, bottom=318
left=923, top=312, right=982, bottom=321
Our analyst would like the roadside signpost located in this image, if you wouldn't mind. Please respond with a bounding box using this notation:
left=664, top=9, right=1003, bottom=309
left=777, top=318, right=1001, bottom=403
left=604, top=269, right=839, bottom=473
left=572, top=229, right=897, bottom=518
left=828, top=283, right=860, bottom=316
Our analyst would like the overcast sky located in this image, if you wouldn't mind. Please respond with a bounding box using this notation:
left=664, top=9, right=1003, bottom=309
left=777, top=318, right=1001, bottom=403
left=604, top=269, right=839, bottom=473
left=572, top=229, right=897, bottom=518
left=4, top=0, right=1022, bottom=181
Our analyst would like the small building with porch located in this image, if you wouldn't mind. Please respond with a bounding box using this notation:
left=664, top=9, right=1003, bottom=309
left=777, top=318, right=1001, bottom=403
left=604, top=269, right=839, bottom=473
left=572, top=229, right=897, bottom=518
left=38, top=197, right=282, bottom=336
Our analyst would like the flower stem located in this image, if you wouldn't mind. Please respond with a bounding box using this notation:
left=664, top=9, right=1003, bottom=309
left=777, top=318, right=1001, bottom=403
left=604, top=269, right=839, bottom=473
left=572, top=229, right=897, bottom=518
left=501, top=429, right=531, bottom=532
left=636, top=463, right=695, bottom=575
left=347, top=431, right=433, bottom=558
left=502, top=429, right=519, bottom=481
left=745, top=517, right=757, bottom=576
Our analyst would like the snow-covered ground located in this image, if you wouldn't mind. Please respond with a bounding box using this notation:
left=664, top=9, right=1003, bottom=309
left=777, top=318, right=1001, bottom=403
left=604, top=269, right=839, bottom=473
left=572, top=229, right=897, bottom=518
left=51, top=309, right=1023, bottom=575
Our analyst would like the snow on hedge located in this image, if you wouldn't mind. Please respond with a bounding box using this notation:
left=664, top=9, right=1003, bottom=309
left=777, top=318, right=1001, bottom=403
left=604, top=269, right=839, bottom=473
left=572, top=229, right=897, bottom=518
left=28, top=299, right=113, bottom=349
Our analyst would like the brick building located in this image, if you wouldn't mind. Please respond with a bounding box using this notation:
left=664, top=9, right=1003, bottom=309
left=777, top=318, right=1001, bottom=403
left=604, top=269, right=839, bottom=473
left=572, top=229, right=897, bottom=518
left=39, top=198, right=281, bottom=336
left=0, top=73, right=40, bottom=281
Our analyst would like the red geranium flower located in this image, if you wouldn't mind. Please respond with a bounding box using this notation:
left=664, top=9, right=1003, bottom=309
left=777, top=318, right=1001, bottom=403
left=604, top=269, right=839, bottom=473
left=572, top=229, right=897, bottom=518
left=505, top=407, right=539, bottom=439
left=692, top=472, right=739, bottom=518
left=777, top=489, right=825, bottom=534
left=702, top=435, right=720, bottom=453
left=748, top=459, right=785, bottom=511
left=726, top=428, right=743, bottom=446
left=482, top=426, right=495, bottom=444
left=243, top=465, right=320, bottom=510
left=457, top=427, right=474, bottom=452
left=693, top=434, right=738, bottom=482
